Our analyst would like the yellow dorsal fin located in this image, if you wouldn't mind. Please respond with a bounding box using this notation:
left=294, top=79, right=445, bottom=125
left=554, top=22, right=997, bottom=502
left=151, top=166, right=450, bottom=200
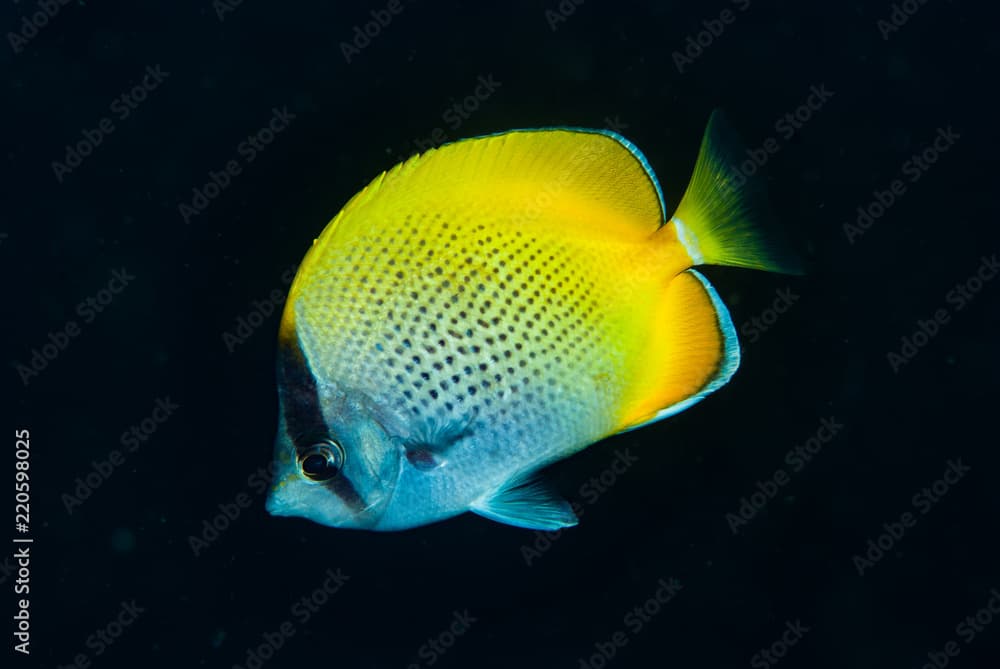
left=326, top=128, right=667, bottom=241
left=284, top=128, right=669, bottom=343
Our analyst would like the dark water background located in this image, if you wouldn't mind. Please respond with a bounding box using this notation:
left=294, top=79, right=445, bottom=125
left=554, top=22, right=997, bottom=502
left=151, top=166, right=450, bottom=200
left=5, top=1, right=1000, bottom=667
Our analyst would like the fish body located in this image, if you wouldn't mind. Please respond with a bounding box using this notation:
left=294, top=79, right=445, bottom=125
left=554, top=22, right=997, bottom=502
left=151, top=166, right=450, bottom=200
left=266, top=113, right=799, bottom=531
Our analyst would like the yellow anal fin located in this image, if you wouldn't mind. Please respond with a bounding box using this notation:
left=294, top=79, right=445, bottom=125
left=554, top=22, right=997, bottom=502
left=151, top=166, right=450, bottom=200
left=616, top=269, right=740, bottom=432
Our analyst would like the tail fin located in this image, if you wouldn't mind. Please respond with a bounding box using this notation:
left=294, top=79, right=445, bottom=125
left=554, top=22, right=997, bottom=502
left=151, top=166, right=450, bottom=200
left=671, top=110, right=803, bottom=274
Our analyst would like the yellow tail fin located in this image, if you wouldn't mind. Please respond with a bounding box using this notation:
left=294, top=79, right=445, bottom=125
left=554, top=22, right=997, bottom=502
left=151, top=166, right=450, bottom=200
left=671, top=110, right=802, bottom=274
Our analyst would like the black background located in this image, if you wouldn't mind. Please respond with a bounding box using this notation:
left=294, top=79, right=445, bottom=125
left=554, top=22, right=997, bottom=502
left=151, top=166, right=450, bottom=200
left=5, top=1, right=999, bottom=668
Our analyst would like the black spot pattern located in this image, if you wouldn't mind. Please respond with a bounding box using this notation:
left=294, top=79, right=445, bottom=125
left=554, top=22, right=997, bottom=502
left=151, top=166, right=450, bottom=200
left=295, top=208, right=639, bottom=444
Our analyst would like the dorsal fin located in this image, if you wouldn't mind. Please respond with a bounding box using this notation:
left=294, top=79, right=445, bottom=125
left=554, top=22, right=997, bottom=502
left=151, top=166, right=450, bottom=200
left=314, top=128, right=667, bottom=248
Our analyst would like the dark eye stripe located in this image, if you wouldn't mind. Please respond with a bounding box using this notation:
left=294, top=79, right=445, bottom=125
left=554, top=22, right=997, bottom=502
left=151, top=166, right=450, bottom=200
left=277, top=334, right=325, bottom=449
left=278, top=330, right=367, bottom=514
left=327, top=475, right=366, bottom=512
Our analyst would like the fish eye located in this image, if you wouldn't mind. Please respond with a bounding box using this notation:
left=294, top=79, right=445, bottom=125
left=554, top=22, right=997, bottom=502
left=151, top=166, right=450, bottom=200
left=298, top=439, right=345, bottom=482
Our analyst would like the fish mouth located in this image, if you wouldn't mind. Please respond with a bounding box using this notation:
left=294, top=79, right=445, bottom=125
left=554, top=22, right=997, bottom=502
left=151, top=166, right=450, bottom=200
left=264, top=485, right=291, bottom=517
left=263, top=471, right=389, bottom=529
left=264, top=470, right=304, bottom=518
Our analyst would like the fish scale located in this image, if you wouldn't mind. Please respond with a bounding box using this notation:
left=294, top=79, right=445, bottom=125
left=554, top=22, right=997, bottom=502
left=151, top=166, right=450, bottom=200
left=296, top=211, right=634, bottom=465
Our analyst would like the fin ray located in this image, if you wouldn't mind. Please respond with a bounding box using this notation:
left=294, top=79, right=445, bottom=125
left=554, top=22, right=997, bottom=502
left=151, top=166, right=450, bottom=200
left=616, top=269, right=740, bottom=432
left=317, top=128, right=667, bottom=250
left=670, top=110, right=802, bottom=274
left=399, top=414, right=476, bottom=471
left=470, top=472, right=577, bottom=530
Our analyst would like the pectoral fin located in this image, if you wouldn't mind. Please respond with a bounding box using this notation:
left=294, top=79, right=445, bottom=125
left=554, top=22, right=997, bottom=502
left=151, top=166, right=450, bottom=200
left=401, top=414, right=476, bottom=471
left=470, top=473, right=578, bottom=530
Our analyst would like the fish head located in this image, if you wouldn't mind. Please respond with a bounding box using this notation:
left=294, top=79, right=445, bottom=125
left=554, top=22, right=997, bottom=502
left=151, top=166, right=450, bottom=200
left=265, top=375, right=402, bottom=530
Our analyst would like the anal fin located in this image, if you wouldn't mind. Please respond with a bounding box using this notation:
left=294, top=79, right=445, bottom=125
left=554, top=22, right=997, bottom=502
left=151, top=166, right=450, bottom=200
left=615, top=268, right=740, bottom=432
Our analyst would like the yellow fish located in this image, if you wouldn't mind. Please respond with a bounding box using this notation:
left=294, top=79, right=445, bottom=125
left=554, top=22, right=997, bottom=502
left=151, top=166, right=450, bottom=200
left=265, top=111, right=800, bottom=531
